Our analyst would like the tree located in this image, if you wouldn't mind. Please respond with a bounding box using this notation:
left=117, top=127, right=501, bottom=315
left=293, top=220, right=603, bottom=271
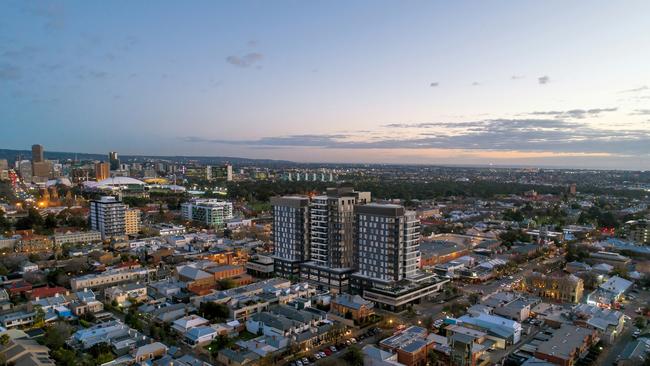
left=218, top=278, right=236, bottom=290
left=44, top=214, right=58, bottom=230
left=52, top=348, right=77, bottom=366
left=33, top=305, right=45, bottom=328
left=342, top=346, right=364, bottom=366
left=427, top=349, right=439, bottom=365
left=468, top=293, right=481, bottom=305
left=635, top=316, right=647, bottom=329
left=44, top=322, right=72, bottom=349
left=199, top=302, right=230, bottom=322
left=206, top=335, right=234, bottom=355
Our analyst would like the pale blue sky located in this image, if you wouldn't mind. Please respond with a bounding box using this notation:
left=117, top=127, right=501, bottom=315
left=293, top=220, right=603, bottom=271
left=1, top=1, right=649, bottom=168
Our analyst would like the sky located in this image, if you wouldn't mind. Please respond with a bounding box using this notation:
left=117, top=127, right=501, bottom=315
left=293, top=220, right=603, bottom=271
left=1, top=0, right=650, bottom=169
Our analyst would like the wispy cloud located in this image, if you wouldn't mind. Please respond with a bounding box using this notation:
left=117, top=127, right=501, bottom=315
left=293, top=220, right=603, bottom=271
left=538, top=75, right=550, bottom=84
left=630, top=109, right=650, bottom=116
left=23, top=0, right=65, bottom=30
left=620, top=85, right=648, bottom=93
left=511, top=75, right=524, bottom=80
left=184, top=118, right=650, bottom=156
left=430, top=82, right=439, bottom=87
left=529, top=107, right=617, bottom=119
left=0, top=63, right=21, bottom=81
left=226, top=52, right=264, bottom=68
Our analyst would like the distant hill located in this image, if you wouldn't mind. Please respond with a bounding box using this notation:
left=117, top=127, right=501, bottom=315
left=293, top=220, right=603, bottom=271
left=0, top=148, right=294, bottom=167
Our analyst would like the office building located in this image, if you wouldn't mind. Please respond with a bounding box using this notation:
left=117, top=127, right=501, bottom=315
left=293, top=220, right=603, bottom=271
left=89, top=196, right=127, bottom=240
left=125, top=208, right=141, bottom=235
left=32, top=161, right=51, bottom=180
left=95, top=162, right=110, bottom=181
left=109, top=151, right=120, bottom=170
left=181, top=198, right=233, bottom=227
left=271, top=196, right=310, bottom=278
left=299, top=187, right=370, bottom=293
left=0, top=159, right=8, bottom=181
left=31, top=144, right=44, bottom=163
left=226, top=164, right=233, bottom=181
left=17, top=160, right=32, bottom=182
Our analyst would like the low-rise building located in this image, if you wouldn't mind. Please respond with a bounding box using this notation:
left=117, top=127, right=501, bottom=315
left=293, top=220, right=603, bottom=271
left=330, top=293, right=375, bottom=322
left=70, top=266, right=154, bottom=291
left=457, top=313, right=522, bottom=347
left=523, top=272, right=584, bottom=303
left=533, top=325, right=597, bottom=366
left=0, top=337, right=56, bottom=366
left=586, top=275, right=632, bottom=309
left=104, top=282, right=148, bottom=306
left=53, top=230, right=102, bottom=245
left=572, top=304, right=624, bottom=344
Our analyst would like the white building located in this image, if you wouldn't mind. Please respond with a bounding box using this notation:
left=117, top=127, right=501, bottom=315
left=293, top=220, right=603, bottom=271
left=90, top=196, right=126, bottom=240
left=181, top=199, right=233, bottom=227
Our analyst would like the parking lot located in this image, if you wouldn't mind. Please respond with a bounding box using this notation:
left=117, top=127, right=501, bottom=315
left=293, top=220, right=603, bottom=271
left=286, top=327, right=381, bottom=366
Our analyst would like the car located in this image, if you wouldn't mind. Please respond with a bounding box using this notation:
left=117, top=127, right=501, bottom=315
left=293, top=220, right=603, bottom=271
left=319, top=351, right=326, bottom=358
left=330, top=346, right=338, bottom=352
left=302, top=358, right=310, bottom=364
left=350, top=338, right=357, bottom=343
left=314, top=354, right=321, bottom=360
left=296, top=361, right=303, bottom=366
left=345, top=339, right=352, bottom=345
left=324, top=349, right=332, bottom=356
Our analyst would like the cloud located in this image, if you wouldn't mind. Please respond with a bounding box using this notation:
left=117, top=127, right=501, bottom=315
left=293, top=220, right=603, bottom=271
left=23, top=1, right=65, bottom=30
left=383, top=121, right=486, bottom=129
left=184, top=118, right=650, bottom=156
left=89, top=70, right=108, bottom=79
left=630, top=109, right=650, bottom=116
left=0, top=64, right=21, bottom=81
left=430, top=82, right=439, bottom=87
left=226, top=52, right=264, bottom=68
left=511, top=75, right=524, bottom=80
left=620, top=85, right=648, bottom=93
left=1, top=46, right=40, bottom=60
left=529, top=107, right=617, bottom=119
left=471, top=81, right=480, bottom=86
left=538, top=75, right=550, bottom=84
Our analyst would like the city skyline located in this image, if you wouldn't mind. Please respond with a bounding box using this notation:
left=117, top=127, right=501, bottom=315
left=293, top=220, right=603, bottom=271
left=2, top=1, right=650, bottom=169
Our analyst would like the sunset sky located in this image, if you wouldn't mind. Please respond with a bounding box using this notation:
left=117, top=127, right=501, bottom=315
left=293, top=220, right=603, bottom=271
left=1, top=1, right=650, bottom=169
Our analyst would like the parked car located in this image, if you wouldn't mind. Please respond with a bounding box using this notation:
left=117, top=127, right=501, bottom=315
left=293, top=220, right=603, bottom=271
left=330, top=346, right=338, bottom=352
left=296, top=361, right=303, bottom=366
left=319, top=351, right=326, bottom=358
left=302, top=357, right=310, bottom=364
left=324, top=349, right=332, bottom=356
left=314, top=354, right=321, bottom=360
